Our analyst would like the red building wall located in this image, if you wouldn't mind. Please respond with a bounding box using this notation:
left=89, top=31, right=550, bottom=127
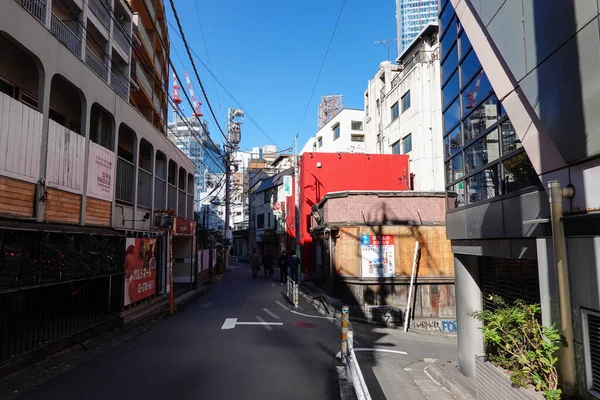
left=285, top=152, right=410, bottom=277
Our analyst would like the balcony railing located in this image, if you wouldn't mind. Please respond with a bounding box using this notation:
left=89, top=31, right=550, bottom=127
left=154, top=53, right=162, bottom=78
left=15, top=0, right=46, bottom=24
left=134, top=15, right=154, bottom=57
left=51, top=14, right=82, bottom=57
left=86, top=48, right=109, bottom=82
left=137, top=168, right=152, bottom=210
left=89, top=0, right=111, bottom=29
left=168, top=184, right=177, bottom=212
left=134, top=63, right=152, bottom=98
left=178, top=189, right=186, bottom=218
left=116, top=157, right=135, bottom=204
left=113, top=23, right=131, bottom=54
left=391, top=73, right=401, bottom=90
left=154, top=177, right=166, bottom=210
left=144, top=0, right=155, bottom=22
left=153, top=92, right=161, bottom=112
left=110, top=70, right=129, bottom=99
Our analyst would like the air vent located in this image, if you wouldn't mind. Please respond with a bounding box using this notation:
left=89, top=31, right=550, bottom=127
left=583, top=310, right=600, bottom=395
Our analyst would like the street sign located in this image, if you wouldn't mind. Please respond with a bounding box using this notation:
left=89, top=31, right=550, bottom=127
left=283, top=175, right=292, bottom=197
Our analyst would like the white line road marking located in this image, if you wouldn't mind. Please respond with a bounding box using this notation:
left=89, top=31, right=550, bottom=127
left=275, top=300, right=336, bottom=320
left=221, top=318, right=237, bottom=330
left=236, top=322, right=283, bottom=326
left=335, top=348, right=408, bottom=358
left=262, top=308, right=280, bottom=320
left=256, top=316, right=273, bottom=331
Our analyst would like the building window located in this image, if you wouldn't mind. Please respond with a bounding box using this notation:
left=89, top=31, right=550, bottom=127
left=392, top=140, right=401, bottom=154
left=402, top=133, right=412, bottom=154
left=317, top=137, right=323, bottom=148
left=351, top=121, right=363, bottom=131
left=257, top=213, right=265, bottom=229
left=391, top=102, right=399, bottom=122
left=333, top=123, right=340, bottom=140
left=351, top=134, right=364, bottom=142
left=502, top=152, right=539, bottom=194
left=582, top=309, right=600, bottom=396
left=401, top=90, right=411, bottom=113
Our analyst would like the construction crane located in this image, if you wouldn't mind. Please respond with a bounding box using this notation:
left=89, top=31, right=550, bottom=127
left=465, top=70, right=484, bottom=109
left=184, top=70, right=203, bottom=117
left=172, top=71, right=182, bottom=122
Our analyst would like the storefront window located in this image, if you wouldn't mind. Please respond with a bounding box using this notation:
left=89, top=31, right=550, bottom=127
left=467, top=164, right=501, bottom=203
left=465, top=130, right=500, bottom=173
left=502, top=152, right=539, bottom=194
left=444, top=97, right=461, bottom=133
left=463, top=96, right=498, bottom=142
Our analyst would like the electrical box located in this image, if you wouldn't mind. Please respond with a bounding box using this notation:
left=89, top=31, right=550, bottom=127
left=154, top=213, right=174, bottom=230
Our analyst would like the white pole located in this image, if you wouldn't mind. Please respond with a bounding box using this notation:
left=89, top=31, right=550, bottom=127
left=403, top=241, right=420, bottom=332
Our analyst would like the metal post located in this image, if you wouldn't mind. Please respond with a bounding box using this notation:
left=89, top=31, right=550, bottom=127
left=224, top=150, right=231, bottom=272
left=403, top=241, right=420, bottom=332
left=341, top=305, right=349, bottom=364
left=294, top=282, right=299, bottom=309
left=548, top=179, right=576, bottom=395
left=294, top=135, right=301, bottom=283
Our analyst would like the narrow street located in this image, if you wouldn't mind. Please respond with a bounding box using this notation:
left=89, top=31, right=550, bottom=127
left=11, top=264, right=458, bottom=400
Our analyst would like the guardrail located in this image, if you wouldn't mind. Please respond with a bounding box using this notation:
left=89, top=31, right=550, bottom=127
left=344, top=330, right=371, bottom=400
left=286, top=277, right=298, bottom=308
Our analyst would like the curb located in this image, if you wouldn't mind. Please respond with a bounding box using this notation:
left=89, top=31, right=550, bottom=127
left=426, top=362, right=476, bottom=400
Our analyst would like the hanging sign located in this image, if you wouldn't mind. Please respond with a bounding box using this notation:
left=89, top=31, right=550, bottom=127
left=283, top=175, right=293, bottom=197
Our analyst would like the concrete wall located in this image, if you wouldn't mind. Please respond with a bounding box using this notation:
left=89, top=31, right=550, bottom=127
left=302, top=109, right=366, bottom=154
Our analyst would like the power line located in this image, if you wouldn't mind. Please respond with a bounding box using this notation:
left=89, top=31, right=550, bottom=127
left=166, top=0, right=227, bottom=141
left=296, top=0, right=347, bottom=135
left=165, top=19, right=282, bottom=148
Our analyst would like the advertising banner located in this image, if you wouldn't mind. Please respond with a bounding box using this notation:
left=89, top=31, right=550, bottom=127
left=124, top=238, right=157, bottom=306
left=361, top=235, right=395, bottom=278
left=86, top=142, right=115, bottom=202
left=173, top=217, right=195, bottom=236
left=283, top=176, right=292, bottom=197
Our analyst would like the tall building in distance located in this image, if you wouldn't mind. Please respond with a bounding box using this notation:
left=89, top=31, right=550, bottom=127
left=395, top=0, right=438, bottom=54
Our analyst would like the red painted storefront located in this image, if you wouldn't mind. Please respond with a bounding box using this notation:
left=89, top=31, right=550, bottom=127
left=285, top=152, right=410, bottom=278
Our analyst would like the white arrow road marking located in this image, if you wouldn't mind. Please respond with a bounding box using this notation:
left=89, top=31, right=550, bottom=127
left=221, top=318, right=283, bottom=330
left=335, top=348, right=408, bottom=359
left=262, top=308, right=280, bottom=320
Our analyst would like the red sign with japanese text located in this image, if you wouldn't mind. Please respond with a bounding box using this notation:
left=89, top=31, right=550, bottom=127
left=368, top=235, right=394, bottom=246
left=174, top=217, right=195, bottom=236
left=124, top=238, right=157, bottom=306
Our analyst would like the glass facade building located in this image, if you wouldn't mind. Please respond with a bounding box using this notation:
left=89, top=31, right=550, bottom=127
left=396, top=0, right=438, bottom=54
left=439, top=0, right=539, bottom=210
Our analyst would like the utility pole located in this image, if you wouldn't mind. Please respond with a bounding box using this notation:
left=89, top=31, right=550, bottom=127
left=226, top=108, right=244, bottom=272
left=294, top=134, right=301, bottom=283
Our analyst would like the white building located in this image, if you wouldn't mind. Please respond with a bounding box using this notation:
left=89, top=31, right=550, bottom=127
left=301, top=109, right=366, bottom=154
left=364, top=24, right=444, bottom=192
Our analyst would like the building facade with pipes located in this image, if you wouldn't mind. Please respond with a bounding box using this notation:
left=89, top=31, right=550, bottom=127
left=0, top=0, right=196, bottom=369
left=439, top=1, right=600, bottom=397
left=364, top=24, right=444, bottom=192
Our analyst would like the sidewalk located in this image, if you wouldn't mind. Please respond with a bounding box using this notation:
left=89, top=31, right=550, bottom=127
left=299, top=282, right=476, bottom=400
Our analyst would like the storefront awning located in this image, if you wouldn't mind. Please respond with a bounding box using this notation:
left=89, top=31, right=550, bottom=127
left=0, top=219, right=125, bottom=236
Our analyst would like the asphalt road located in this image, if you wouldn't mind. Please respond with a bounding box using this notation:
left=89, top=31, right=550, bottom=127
left=19, top=266, right=342, bottom=400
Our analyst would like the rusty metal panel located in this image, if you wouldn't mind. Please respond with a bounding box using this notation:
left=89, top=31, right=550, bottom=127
left=0, top=92, right=42, bottom=182
left=46, top=119, right=85, bottom=193
left=87, top=142, right=116, bottom=202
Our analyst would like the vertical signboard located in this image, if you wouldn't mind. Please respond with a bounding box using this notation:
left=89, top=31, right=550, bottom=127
left=361, top=235, right=395, bottom=278
left=87, top=142, right=116, bottom=201
left=283, top=175, right=292, bottom=197
left=124, top=238, right=157, bottom=306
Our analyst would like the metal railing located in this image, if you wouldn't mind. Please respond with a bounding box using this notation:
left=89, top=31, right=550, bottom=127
left=178, top=189, right=186, bottom=217
left=134, top=14, right=153, bottom=55
left=154, top=177, right=166, bottom=210
left=113, top=23, right=131, bottom=53
left=110, top=70, right=129, bottom=99
left=116, top=157, right=135, bottom=204
left=135, top=63, right=152, bottom=98
left=50, top=14, right=82, bottom=56
left=137, top=168, right=152, bottom=210
left=89, top=0, right=111, bottom=28
left=153, top=92, right=161, bottom=112
left=391, top=73, right=401, bottom=90
left=144, top=0, right=155, bottom=21
left=344, top=331, right=371, bottom=400
left=168, top=184, right=177, bottom=212
left=15, top=0, right=46, bottom=24
left=86, top=48, right=109, bottom=82
left=286, top=277, right=298, bottom=309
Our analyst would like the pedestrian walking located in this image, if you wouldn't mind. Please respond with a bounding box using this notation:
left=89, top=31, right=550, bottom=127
left=250, top=248, right=260, bottom=279
left=262, top=250, right=273, bottom=279
left=278, top=250, right=288, bottom=285
left=289, top=252, right=300, bottom=282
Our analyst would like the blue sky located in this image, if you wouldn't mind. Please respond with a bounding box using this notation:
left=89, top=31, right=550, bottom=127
left=165, top=0, right=397, bottom=152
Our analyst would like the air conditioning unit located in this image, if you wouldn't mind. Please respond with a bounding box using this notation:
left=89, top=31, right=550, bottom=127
left=154, top=213, right=174, bottom=229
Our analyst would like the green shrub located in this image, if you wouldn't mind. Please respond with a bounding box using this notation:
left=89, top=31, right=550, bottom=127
left=472, top=296, right=562, bottom=400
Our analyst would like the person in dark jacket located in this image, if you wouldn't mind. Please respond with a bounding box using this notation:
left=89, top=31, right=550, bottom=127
left=278, top=250, right=288, bottom=285
left=250, top=248, right=260, bottom=279
left=289, top=253, right=300, bottom=282
left=262, top=250, right=273, bottom=279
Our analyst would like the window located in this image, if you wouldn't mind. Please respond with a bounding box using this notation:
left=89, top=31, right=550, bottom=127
left=333, top=124, right=340, bottom=140
left=351, top=134, right=364, bottom=142
left=351, top=121, right=363, bottom=131
left=443, top=71, right=459, bottom=109
left=317, top=137, right=323, bottom=147
left=446, top=153, right=463, bottom=184
left=460, top=50, right=482, bottom=89
left=392, top=140, right=401, bottom=154
left=264, top=190, right=270, bottom=204
left=391, top=102, right=399, bottom=122
left=502, top=152, right=539, bottom=194
left=444, top=125, right=462, bottom=156
left=257, top=213, right=265, bottom=229
left=0, top=79, right=15, bottom=97
left=500, top=119, right=521, bottom=154
left=582, top=310, right=600, bottom=396
left=463, top=96, right=498, bottom=142
left=466, top=164, right=501, bottom=203
left=401, top=91, right=411, bottom=113
left=444, top=97, right=460, bottom=132
left=402, top=134, right=412, bottom=154
left=442, top=44, right=459, bottom=83
left=462, top=73, right=492, bottom=114
left=464, top=130, right=500, bottom=173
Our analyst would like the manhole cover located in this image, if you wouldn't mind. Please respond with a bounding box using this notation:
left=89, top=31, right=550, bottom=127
left=292, top=321, right=318, bottom=328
